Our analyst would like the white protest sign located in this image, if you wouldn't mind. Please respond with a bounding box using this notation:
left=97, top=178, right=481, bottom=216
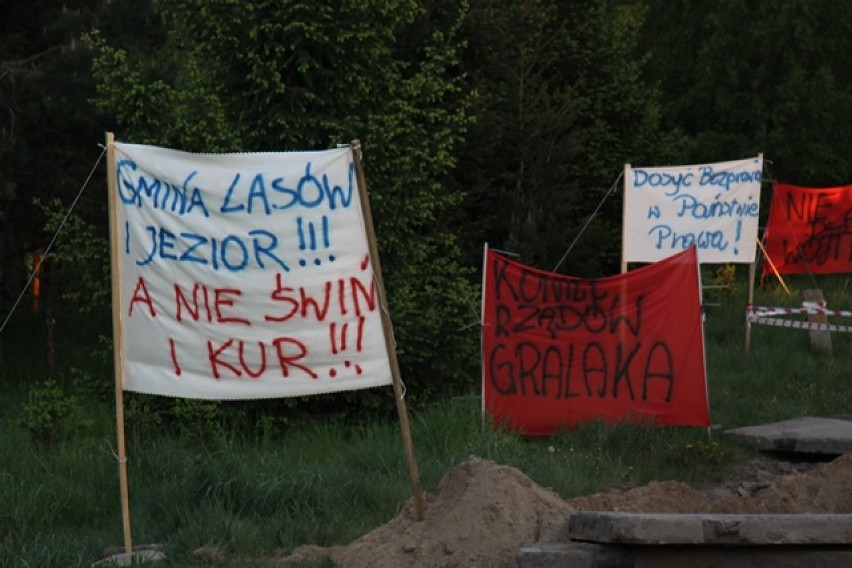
left=112, top=142, right=392, bottom=399
left=623, top=156, right=763, bottom=263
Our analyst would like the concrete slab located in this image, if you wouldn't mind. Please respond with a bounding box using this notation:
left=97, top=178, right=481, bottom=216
left=517, top=542, right=629, bottom=568
left=725, top=416, right=852, bottom=454
left=567, top=512, right=852, bottom=545
left=517, top=542, right=852, bottom=568
left=631, top=546, right=852, bottom=568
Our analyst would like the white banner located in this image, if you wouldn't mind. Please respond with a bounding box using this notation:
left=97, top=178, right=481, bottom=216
left=112, top=142, right=392, bottom=399
left=623, top=156, right=763, bottom=263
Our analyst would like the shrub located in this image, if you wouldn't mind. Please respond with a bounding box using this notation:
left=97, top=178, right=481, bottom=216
left=17, top=378, right=93, bottom=448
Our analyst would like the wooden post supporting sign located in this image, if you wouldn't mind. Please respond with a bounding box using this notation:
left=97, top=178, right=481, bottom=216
left=351, top=140, right=425, bottom=520
left=106, top=132, right=133, bottom=553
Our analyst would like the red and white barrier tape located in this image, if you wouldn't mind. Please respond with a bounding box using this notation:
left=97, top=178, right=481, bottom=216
left=747, top=316, right=852, bottom=334
left=747, top=303, right=852, bottom=318
left=746, top=302, right=852, bottom=333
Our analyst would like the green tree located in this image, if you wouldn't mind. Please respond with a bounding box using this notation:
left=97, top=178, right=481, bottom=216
left=89, top=0, right=478, bottom=404
left=0, top=0, right=112, bottom=374
left=455, top=0, right=678, bottom=275
left=642, top=0, right=852, bottom=185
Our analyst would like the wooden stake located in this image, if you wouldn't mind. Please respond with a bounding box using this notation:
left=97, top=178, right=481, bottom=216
left=804, top=289, right=832, bottom=355
left=480, top=244, right=489, bottom=426
left=350, top=140, right=425, bottom=521
left=106, top=132, right=133, bottom=552
left=744, top=260, right=756, bottom=352
left=745, top=153, right=765, bottom=353
left=621, top=163, right=630, bottom=274
left=755, top=235, right=790, bottom=295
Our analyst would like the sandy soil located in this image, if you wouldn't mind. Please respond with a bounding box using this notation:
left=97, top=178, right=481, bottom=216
left=266, top=452, right=852, bottom=568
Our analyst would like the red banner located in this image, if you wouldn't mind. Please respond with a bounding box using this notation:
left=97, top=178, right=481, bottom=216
left=762, top=182, right=852, bottom=277
left=481, top=246, right=709, bottom=435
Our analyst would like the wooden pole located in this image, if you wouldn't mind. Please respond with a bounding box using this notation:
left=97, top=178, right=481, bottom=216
left=745, top=153, right=765, bottom=353
left=755, top=229, right=790, bottom=295
left=106, top=132, right=133, bottom=552
left=744, top=260, right=756, bottom=352
left=480, top=244, right=488, bottom=426
left=621, top=164, right=630, bottom=274
left=350, top=140, right=425, bottom=521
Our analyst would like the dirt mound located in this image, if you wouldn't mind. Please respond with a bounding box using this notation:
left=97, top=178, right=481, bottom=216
left=568, top=454, right=852, bottom=515
left=274, top=454, right=852, bottom=568
left=283, top=458, right=572, bottom=568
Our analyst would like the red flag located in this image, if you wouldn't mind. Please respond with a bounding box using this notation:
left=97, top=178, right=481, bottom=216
left=762, top=182, right=852, bottom=277
left=481, top=246, right=709, bottom=435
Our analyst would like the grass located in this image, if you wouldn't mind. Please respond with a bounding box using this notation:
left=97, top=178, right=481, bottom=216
left=1, top=270, right=851, bottom=565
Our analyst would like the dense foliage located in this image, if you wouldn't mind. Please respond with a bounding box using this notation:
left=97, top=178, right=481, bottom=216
left=642, top=0, right=852, bottom=185
left=455, top=0, right=680, bottom=274
left=2, top=0, right=852, bottom=415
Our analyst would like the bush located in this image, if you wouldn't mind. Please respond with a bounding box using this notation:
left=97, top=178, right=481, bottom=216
left=17, top=378, right=93, bottom=448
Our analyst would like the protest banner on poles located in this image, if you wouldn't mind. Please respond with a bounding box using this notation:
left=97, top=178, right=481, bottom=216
left=481, top=245, right=710, bottom=436
left=112, top=141, right=393, bottom=398
left=761, top=182, right=852, bottom=277
left=107, top=134, right=422, bottom=553
left=622, top=156, right=763, bottom=265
